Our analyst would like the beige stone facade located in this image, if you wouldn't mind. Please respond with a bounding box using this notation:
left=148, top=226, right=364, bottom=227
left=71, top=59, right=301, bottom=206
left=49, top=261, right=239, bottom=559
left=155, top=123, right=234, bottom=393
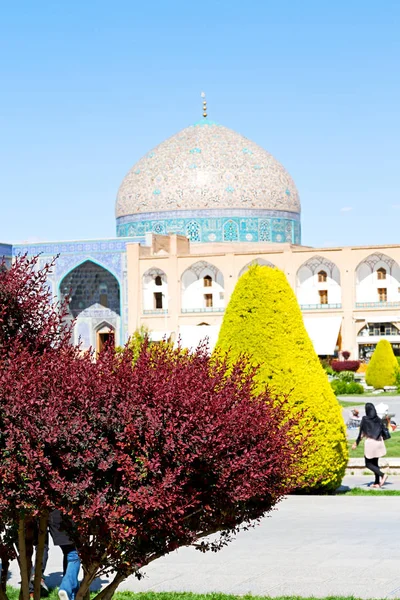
left=127, top=235, right=400, bottom=360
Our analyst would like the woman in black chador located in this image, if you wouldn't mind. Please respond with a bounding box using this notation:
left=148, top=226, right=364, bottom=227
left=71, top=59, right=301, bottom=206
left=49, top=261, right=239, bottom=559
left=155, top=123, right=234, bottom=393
left=352, top=402, right=388, bottom=488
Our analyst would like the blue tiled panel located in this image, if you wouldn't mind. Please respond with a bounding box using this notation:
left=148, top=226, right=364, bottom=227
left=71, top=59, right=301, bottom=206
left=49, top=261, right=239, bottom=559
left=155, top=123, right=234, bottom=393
left=116, top=209, right=301, bottom=244
left=11, top=237, right=141, bottom=345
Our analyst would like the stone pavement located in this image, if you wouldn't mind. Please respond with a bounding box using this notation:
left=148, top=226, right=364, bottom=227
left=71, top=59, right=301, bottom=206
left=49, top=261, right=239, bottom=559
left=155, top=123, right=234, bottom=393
left=6, top=493, right=400, bottom=599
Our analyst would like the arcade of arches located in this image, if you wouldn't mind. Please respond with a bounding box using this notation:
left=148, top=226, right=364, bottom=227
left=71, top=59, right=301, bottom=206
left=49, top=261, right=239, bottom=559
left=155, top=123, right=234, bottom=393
left=127, top=240, right=400, bottom=360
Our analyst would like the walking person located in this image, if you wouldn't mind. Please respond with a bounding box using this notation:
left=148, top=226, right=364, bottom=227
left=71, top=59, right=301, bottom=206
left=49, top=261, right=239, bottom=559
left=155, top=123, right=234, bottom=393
left=352, top=402, right=389, bottom=488
left=48, top=511, right=81, bottom=600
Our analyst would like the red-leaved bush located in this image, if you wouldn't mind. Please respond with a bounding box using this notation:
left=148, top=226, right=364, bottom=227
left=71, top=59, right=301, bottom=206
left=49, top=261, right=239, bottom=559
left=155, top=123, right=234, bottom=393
left=0, top=257, right=310, bottom=600
left=331, top=360, right=360, bottom=372
left=0, top=254, right=69, bottom=352
left=341, top=351, right=351, bottom=360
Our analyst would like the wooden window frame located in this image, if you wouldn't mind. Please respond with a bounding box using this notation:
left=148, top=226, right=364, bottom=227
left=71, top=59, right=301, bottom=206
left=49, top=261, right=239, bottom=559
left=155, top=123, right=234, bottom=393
left=204, top=293, right=213, bottom=308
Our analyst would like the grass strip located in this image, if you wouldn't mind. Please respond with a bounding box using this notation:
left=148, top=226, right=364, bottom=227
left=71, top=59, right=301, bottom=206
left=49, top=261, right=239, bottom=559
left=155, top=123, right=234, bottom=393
left=5, top=590, right=378, bottom=600
left=337, top=400, right=364, bottom=408
left=339, top=487, right=400, bottom=496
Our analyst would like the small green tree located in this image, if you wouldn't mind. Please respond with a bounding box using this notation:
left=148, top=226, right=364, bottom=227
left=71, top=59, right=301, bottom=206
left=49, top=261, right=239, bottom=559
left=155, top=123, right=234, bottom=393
left=366, top=339, right=399, bottom=389
left=216, top=265, right=348, bottom=492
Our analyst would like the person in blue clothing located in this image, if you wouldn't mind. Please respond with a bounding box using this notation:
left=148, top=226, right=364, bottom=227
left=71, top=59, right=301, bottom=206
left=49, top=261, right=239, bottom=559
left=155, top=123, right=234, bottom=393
left=48, top=511, right=81, bottom=600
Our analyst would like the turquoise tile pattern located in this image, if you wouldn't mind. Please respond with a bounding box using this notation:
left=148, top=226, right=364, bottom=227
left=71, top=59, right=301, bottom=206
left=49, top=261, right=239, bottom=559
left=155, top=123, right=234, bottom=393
left=115, top=119, right=301, bottom=244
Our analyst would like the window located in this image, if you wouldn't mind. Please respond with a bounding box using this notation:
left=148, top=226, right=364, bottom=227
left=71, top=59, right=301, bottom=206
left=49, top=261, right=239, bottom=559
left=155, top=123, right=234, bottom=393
left=204, top=275, right=212, bottom=287
left=364, top=323, right=399, bottom=337
left=204, top=293, right=213, bottom=308
left=154, top=292, right=163, bottom=309
left=377, top=268, right=387, bottom=280
left=319, top=290, right=328, bottom=304
left=155, top=275, right=162, bottom=286
left=99, top=294, right=108, bottom=308
left=99, top=283, right=108, bottom=307
left=378, top=288, right=387, bottom=302
left=318, top=270, right=327, bottom=283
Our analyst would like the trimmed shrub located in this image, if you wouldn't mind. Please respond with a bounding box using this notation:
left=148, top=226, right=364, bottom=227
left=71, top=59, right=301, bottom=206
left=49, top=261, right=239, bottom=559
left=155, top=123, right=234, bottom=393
left=216, top=265, right=348, bottom=493
left=331, top=379, right=348, bottom=395
left=366, top=339, right=399, bottom=389
left=346, top=382, right=364, bottom=395
left=331, top=360, right=360, bottom=372
left=342, top=351, right=351, bottom=360
left=331, top=380, right=364, bottom=395
left=337, top=371, right=355, bottom=383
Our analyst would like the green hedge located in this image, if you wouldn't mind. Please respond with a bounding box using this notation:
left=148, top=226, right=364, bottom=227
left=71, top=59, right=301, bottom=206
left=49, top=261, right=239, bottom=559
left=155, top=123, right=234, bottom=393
left=366, top=339, right=398, bottom=389
left=216, top=265, right=348, bottom=492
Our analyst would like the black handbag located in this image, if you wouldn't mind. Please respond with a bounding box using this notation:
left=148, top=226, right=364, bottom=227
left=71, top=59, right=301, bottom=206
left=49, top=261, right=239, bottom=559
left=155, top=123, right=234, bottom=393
left=382, top=425, right=391, bottom=440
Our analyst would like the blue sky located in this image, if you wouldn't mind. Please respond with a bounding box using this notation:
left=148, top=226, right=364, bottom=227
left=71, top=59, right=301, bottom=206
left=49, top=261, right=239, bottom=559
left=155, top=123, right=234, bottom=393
left=1, top=0, right=399, bottom=247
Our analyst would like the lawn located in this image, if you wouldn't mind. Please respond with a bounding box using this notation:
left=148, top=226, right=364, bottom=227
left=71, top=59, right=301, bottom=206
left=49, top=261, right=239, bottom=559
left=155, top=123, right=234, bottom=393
left=338, top=399, right=365, bottom=408
left=339, top=487, right=400, bottom=496
left=348, top=431, right=400, bottom=458
left=340, top=392, right=400, bottom=398
left=4, top=591, right=380, bottom=600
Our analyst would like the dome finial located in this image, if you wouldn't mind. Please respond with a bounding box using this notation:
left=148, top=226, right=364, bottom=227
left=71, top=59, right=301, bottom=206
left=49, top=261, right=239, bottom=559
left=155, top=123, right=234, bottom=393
left=201, top=91, right=207, bottom=118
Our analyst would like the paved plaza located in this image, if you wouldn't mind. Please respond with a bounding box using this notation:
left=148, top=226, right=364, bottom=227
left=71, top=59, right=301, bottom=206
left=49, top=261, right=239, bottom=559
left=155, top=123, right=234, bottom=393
left=6, top=396, right=400, bottom=599
left=6, top=492, right=400, bottom=599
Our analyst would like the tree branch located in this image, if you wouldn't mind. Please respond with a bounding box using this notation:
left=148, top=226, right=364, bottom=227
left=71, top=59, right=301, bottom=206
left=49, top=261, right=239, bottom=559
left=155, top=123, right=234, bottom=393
left=75, top=563, right=99, bottom=600
left=0, top=583, right=9, bottom=600
left=92, top=572, right=127, bottom=600
left=18, top=517, right=29, bottom=600
left=0, top=555, right=10, bottom=594
left=33, top=512, right=48, bottom=600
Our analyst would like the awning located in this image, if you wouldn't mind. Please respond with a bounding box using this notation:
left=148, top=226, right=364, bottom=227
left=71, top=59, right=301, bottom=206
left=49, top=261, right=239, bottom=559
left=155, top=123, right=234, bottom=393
left=355, top=315, right=400, bottom=323
left=148, top=331, right=171, bottom=342
left=178, top=325, right=220, bottom=352
left=303, top=316, right=342, bottom=356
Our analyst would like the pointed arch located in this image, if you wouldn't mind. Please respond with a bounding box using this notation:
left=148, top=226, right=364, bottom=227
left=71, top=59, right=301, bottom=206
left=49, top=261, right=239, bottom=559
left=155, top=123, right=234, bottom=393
left=297, top=255, right=341, bottom=285
left=59, top=260, right=121, bottom=319
left=223, top=220, right=239, bottom=242
left=96, top=321, right=115, bottom=353
left=186, top=221, right=201, bottom=242
left=239, top=258, right=275, bottom=278
left=142, top=267, right=168, bottom=312
left=296, top=255, right=341, bottom=307
left=59, top=260, right=121, bottom=350
left=181, top=261, right=224, bottom=289
left=181, top=261, right=225, bottom=312
left=355, top=252, right=400, bottom=304
left=57, top=256, right=121, bottom=289
left=356, top=252, right=400, bottom=282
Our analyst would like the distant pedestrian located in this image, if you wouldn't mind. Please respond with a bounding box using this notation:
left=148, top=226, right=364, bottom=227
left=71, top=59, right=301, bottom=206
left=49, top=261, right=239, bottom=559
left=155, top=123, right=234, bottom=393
left=48, top=511, right=80, bottom=600
left=352, top=402, right=388, bottom=488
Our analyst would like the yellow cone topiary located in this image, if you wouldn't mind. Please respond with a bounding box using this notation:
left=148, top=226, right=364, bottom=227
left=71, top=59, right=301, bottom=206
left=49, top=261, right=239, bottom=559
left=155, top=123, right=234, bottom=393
left=216, top=265, right=348, bottom=492
left=366, top=339, right=398, bottom=389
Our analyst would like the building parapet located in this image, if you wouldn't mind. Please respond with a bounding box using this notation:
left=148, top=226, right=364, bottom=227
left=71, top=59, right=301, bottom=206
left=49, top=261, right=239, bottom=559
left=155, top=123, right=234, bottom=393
left=300, top=303, right=342, bottom=310
left=355, top=302, right=400, bottom=308
left=181, top=307, right=225, bottom=314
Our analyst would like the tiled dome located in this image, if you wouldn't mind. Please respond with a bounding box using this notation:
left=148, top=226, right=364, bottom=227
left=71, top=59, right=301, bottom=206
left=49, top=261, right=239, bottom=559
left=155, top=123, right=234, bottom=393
left=115, top=120, right=300, bottom=217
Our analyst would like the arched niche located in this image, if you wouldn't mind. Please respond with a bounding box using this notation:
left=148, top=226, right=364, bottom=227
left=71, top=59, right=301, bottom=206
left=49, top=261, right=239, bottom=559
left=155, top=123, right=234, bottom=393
left=296, top=255, right=341, bottom=306
left=239, top=258, right=275, bottom=278
left=59, top=260, right=121, bottom=350
left=142, top=267, right=168, bottom=311
left=181, top=261, right=224, bottom=312
left=96, top=321, right=115, bottom=353
left=355, top=253, right=400, bottom=304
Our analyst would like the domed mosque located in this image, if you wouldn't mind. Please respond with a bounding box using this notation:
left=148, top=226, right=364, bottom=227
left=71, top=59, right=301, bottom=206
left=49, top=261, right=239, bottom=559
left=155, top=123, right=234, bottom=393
left=9, top=95, right=400, bottom=362
left=116, top=95, right=301, bottom=244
